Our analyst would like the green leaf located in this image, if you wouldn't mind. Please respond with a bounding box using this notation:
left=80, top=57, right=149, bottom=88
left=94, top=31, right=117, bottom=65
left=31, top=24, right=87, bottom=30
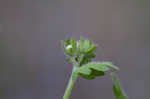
left=80, top=58, right=89, bottom=66
left=86, top=53, right=96, bottom=59
left=80, top=62, right=110, bottom=72
left=111, top=73, right=127, bottom=99
left=91, top=69, right=104, bottom=77
left=85, top=45, right=96, bottom=54
left=65, top=39, right=70, bottom=46
left=79, top=53, right=96, bottom=66
left=83, top=40, right=91, bottom=52
left=78, top=54, right=84, bottom=63
left=75, top=42, right=81, bottom=59
left=87, top=62, right=110, bottom=72
left=78, top=62, right=119, bottom=80
left=100, top=62, right=119, bottom=71
left=79, top=73, right=95, bottom=80
left=72, top=37, right=77, bottom=53
left=79, top=37, right=84, bottom=52
left=78, top=62, right=109, bottom=80
left=79, top=68, right=104, bottom=80
left=78, top=66, right=91, bottom=75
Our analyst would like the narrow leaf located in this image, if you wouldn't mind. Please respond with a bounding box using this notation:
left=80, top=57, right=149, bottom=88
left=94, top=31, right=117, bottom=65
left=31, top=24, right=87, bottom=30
left=111, top=73, right=127, bottom=99
left=72, top=37, right=77, bottom=53
left=86, top=45, right=96, bottom=54
left=101, top=62, right=119, bottom=71
left=83, top=40, right=90, bottom=52
left=79, top=37, right=84, bottom=52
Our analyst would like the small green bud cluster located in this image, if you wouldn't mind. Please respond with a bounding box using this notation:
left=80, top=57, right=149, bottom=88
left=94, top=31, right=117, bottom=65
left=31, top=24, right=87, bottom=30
left=61, top=37, right=97, bottom=66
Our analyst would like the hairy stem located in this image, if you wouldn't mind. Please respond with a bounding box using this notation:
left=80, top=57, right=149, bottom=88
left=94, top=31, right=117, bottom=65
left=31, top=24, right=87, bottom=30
left=63, top=67, right=78, bottom=99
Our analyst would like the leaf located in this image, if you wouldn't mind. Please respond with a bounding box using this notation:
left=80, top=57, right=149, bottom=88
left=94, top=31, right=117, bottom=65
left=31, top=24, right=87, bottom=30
left=65, top=39, right=70, bottom=46
left=98, top=62, right=119, bottom=71
left=79, top=53, right=96, bottom=66
left=78, top=62, right=119, bottom=80
left=86, top=53, right=96, bottom=59
left=78, top=54, right=84, bottom=63
left=80, top=62, right=110, bottom=72
left=78, top=65, right=91, bottom=75
left=75, top=42, right=81, bottom=59
left=111, top=73, right=127, bottom=99
left=79, top=73, right=95, bottom=80
left=79, top=37, right=84, bottom=51
left=83, top=40, right=91, bottom=52
left=78, top=62, right=109, bottom=80
left=87, top=62, right=110, bottom=72
left=90, top=69, right=104, bottom=77
left=79, top=68, right=104, bottom=80
left=85, top=45, right=96, bottom=54
left=72, top=37, right=77, bottom=53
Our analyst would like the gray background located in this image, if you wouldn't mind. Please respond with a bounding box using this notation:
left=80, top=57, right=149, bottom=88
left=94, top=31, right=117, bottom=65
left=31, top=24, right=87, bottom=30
left=0, top=0, right=150, bottom=99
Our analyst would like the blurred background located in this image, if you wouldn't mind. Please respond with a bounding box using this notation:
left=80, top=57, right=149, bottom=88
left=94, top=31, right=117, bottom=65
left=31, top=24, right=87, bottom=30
left=0, top=0, right=150, bottom=99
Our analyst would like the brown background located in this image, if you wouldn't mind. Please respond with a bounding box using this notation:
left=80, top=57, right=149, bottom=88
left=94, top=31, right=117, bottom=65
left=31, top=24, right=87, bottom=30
left=0, top=0, right=150, bottom=99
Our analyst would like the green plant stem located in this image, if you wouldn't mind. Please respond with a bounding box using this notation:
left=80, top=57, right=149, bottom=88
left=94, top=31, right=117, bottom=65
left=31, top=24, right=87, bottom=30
left=63, top=67, right=78, bottom=99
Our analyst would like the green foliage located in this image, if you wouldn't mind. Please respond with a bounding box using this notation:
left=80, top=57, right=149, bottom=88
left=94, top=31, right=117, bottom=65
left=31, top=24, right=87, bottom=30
left=111, top=73, right=128, bottom=99
left=61, top=37, right=127, bottom=99
left=78, top=62, right=118, bottom=80
left=79, top=69, right=104, bottom=80
left=61, top=37, right=96, bottom=65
